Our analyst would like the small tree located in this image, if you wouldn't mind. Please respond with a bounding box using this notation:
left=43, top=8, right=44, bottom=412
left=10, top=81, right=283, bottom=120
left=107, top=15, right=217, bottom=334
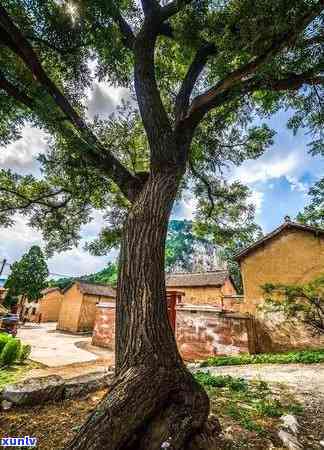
left=4, top=246, right=49, bottom=308
left=262, top=276, right=324, bottom=333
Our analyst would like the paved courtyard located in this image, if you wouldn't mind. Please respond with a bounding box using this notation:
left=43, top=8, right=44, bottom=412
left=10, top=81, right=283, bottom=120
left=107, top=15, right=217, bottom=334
left=18, top=322, right=113, bottom=367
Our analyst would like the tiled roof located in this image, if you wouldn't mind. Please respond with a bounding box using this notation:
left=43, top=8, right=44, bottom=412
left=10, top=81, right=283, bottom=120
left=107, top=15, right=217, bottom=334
left=235, top=220, right=324, bottom=261
left=41, top=287, right=61, bottom=295
left=77, top=281, right=116, bottom=298
left=166, top=270, right=229, bottom=287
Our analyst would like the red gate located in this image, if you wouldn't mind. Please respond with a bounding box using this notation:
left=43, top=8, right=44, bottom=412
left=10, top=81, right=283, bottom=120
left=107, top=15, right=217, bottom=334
left=166, top=290, right=184, bottom=332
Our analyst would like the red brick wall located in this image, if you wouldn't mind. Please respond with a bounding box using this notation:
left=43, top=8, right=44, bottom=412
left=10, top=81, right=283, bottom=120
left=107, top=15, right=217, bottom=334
left=92, top=304, right=116, bottom=349
left=92, top=303, right=255, bottom=360
left=176, top=306, right=255, bottom=360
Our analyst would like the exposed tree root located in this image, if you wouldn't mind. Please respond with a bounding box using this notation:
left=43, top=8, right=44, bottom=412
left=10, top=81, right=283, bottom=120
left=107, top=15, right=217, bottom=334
left=65, top=364, right=211, bottom=450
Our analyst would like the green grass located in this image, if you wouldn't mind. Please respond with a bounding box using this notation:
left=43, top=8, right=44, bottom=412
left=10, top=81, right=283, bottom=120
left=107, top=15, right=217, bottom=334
left=194, top=371, right=304, bottom=434
left=200, top=349, right=324, bottom=368
left=0, top=361, right=40, bottom=390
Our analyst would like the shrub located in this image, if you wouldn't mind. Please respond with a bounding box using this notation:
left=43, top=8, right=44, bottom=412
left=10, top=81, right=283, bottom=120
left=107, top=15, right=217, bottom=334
left=0, top=338, right=21, bottom=366
left=19, top=344, right=31, bottom=363
left=0, top=333, right=11, bottom=353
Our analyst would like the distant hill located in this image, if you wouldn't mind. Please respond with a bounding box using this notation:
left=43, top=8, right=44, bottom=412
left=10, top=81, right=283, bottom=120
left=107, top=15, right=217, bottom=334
left=49, top=262, right=118, bottom=290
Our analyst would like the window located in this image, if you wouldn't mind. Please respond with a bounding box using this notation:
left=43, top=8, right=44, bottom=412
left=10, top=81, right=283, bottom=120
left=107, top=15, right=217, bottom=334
left=32, top=307, right=37, bottom=315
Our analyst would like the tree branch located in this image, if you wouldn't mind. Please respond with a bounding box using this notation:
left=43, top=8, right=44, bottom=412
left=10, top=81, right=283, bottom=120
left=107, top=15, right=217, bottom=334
left=112, top=8, right=135, bottom=50
left=189, top=159, right=215, bottom=218
left=134, top=21, right=174, bottom=169
left=266, top=73, right=324, bottom=91
left=160, top=0, right=194, bottom=21
left=0, top=187, right=71, bottom=213
left=0, top=70, right=34, bottom=109
left=175, top=43, right=217, bottom=122
left=0, top=5, right=142, bottom=201
left=140, top=0, right=159, bottom=17
left=298, top=33, right=324, bottom=47
left=184, top=1, right=324, bottom=126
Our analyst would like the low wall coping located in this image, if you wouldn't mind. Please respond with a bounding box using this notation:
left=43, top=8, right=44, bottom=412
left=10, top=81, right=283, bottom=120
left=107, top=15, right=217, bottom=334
left=176, top=303, right=252, bottom=319
left=96, top=302, right=116, bottom=309
left=176, top=304, right=222, bottom=313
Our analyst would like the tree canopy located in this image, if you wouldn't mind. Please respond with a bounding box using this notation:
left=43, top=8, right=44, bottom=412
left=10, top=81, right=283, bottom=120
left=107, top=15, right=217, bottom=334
left=297, top=178, right=324, bottom=227
left=4, top=245, right=49, bottom=308
left=0, top=2, right=323, bottom=448
left=0, top=0, right=322, bottom=255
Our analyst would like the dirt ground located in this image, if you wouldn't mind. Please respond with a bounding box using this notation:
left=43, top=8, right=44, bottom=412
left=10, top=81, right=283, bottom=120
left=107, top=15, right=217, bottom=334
left=1, top=383, right=323, bottom=449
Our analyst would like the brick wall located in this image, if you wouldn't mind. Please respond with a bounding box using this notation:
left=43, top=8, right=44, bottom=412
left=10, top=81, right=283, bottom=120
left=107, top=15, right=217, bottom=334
left=92, top=303, right=255, bottom=360
left=92, top=303, right=116, bottom=349
left=176, top=305, right=255, bottom=360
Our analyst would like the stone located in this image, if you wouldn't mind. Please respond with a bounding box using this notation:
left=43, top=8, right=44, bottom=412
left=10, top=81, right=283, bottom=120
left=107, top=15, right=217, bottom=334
left=63, top=371, right=114, bottom=399
left=278, top=429, right=303, bottom=450
left=320, top=441, right=324, bottom=448
left=2, top=375, right=64, bottom=406
left=1, top=399, right=13, bottom=410
left=280, top=414, right=299, bottom=434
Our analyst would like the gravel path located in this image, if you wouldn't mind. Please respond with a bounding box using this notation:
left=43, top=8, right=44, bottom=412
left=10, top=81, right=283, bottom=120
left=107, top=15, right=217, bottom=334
left=196, top=363, right=324, bottom=394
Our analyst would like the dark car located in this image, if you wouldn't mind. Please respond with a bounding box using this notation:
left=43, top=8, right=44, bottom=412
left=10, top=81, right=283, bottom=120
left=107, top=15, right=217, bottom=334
left=0, top=313, right=19, bottom=337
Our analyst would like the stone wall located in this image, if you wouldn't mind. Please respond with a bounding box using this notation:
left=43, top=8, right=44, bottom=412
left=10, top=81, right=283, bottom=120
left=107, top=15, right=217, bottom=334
left=92, top=303, right=256, bottom=360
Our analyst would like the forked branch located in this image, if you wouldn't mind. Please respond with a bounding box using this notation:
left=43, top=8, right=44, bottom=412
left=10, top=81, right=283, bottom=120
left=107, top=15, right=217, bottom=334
left=185, top=1, right=324, bottom=126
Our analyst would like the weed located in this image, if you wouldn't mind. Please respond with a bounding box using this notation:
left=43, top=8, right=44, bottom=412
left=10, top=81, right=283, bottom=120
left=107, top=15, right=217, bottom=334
left=195, top=371, right=304, bottom=436
left=201, top=349, right=324, bottom=368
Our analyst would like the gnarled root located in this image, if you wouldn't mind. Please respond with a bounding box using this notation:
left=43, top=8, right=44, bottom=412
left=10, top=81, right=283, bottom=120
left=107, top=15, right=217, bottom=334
left=65, top=364, right=212, bottom=450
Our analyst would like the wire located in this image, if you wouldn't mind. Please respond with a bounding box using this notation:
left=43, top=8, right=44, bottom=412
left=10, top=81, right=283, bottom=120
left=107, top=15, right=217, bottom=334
left=0, top=258, right=78, bottom=278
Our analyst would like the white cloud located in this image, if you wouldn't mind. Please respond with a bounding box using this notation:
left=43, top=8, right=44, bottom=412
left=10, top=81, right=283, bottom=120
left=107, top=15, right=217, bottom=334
left=86, top=82, right=130, bottom=119
left=0, top=126, right=48, bottom=175
left=249, top=190, right=264, bottom=214
left=173, top=194, right=198, bottom=220
left=0, top=212, right=115, bottom=279
left=232, top=152, right=299, bottom=185
left=286, top=175, right=308, bottom=193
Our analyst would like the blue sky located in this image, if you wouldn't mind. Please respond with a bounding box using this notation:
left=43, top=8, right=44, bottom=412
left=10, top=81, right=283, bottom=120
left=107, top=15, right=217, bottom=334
left=0, top=83, right=323, bottom=277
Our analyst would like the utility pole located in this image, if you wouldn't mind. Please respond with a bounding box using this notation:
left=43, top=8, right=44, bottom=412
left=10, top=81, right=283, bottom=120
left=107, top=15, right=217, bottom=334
left=0, top=259, right=7, bottom=276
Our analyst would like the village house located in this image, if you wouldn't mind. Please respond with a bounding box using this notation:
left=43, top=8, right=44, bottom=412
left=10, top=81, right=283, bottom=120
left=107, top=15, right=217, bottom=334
left=18, top=296, right=40, bottom=322
left=18, top=287, right=62, bottom=322
left=38, top=287, right=63, bottom=322
left=236, top=218, right=324, bottom=314
left=0, top=278, right=7, bottom=305
left=57, top=281, right=116, bottom=333
left=165, top=270, right=237, bottom=307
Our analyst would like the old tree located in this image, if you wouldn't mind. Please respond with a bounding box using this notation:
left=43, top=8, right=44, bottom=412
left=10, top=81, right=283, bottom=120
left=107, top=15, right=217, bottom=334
left=0, top=0, right=323, bottom=448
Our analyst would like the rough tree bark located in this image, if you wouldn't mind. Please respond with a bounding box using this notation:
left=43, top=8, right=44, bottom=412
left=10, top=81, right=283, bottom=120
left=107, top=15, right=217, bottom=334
left=66, top=169, right=211, bottom=450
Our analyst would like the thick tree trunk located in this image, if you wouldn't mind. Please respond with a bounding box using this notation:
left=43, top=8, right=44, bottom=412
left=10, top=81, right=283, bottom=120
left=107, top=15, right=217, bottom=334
left=66, top=170, right=211, bottom=450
